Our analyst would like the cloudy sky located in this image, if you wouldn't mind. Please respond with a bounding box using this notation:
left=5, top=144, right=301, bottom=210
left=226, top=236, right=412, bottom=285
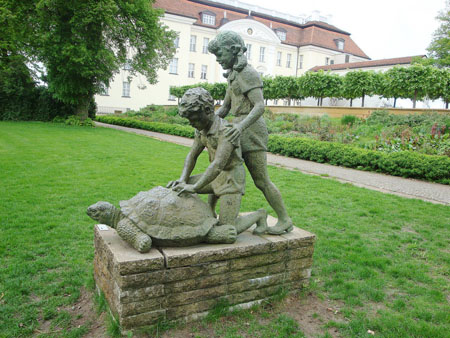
left=239, top=0, right=446, bottom=60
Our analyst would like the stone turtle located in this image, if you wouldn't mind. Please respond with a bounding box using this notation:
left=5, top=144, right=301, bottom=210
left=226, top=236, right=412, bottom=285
left=87, top=186, right=266, bottom=253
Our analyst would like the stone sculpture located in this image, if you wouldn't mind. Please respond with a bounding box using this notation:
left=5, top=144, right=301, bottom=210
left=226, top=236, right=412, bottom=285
left=88, top=87, right=268, bottom=253
left=87, top=186, right=267, bottom=252
left=208, top=31, right=293, bottom=234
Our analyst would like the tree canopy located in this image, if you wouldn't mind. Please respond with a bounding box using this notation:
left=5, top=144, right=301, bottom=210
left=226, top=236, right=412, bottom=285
left=427, top=0, right=450, bottom=67
left=1, top=0, right=176, bottom=118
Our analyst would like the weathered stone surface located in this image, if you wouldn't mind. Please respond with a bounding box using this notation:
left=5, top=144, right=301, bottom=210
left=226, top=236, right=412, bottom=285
left=165, top=274, right=225, bottom=293
left=229, top=250, right=287, bottom=271
left=227, top=273, right=286, bottom=294
left=121, top=309, right=166, bottom=329
left=288, top=246, right=315, bottom=259
left=286, top=257, right=314, bottom=271
left=166, top=299, right=218, bottom=319
left=166, top=284, right=227, bottom=307
left=119, top=296, right=166, bottom=317
left=119, top=284, right=165, bottom=304
left=117, top=270, right=165, bottom=290
left=227, top=262, right=285, bottom=284
left=225, top=285, right=285, bottom=306
left=164, top=261, right=229, bottom=282
left=161, top=231, right=271, bottom=268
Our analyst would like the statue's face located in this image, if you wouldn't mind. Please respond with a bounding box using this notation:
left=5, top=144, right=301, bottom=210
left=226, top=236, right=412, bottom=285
left=186, top=109, right=213, bottom=131
left=214, top=46, right=236, bottom=70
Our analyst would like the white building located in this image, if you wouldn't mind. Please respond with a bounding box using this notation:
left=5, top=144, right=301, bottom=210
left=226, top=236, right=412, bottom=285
left=95, top=0, right=370, bottom=113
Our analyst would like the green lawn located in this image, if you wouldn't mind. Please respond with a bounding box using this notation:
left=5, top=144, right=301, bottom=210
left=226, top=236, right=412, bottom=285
left=0, top=122, right=449, bottom=337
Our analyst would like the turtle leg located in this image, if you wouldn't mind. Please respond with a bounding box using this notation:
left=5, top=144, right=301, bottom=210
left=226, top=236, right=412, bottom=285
left=117, top=218, right=152, bottom=253
left=205, top=224, right=237, bottom=244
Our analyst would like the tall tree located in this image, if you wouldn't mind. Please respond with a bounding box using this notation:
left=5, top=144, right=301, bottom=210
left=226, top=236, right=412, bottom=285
left=427, top=0, right=450, bottom=67
left=34, top=0, right=176, bottom=118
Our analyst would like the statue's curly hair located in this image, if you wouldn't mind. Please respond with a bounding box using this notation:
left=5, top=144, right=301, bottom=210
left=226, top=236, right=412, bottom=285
left=208, top=31, right=248, bottom=73
left=179, top=87, right=214, bottom=118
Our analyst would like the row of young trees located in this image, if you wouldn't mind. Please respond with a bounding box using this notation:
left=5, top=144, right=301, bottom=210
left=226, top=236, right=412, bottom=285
left=170, top=65, right=450, bottom=109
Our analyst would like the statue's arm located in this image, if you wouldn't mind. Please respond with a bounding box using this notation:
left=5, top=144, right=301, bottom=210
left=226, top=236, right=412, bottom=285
left=215, top=90, right=231, bottom=118
left=225, top=87, right=264, bottom=144
left=179, top=137, right=204, bottom=182
left=191, top=138, right=234, bottom=192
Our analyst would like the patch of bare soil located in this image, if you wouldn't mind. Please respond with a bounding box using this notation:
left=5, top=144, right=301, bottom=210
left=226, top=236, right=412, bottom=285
left=34, top=287, right=107, bottom=337
left=156, top=291, right=347, bottom=338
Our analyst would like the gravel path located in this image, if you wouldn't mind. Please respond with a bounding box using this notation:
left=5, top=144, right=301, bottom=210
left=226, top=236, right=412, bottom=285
left=96, top=122, right=450, bottom=205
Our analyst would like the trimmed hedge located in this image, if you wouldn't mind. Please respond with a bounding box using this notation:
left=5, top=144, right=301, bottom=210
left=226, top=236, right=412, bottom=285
left=268, top=135, right=450, bottom=184
left=96, top=115, right=195, bottom=138
left=96, top=115, right=450, bottom=185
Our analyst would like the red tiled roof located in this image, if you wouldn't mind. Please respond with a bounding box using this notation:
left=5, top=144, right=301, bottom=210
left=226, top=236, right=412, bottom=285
left=309, top=55, right=426, bottom=72
left=153, top=0, right=370, bottom=59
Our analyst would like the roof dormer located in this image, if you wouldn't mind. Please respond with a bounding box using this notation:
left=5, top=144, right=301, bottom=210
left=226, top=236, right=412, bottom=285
left=274, top=27, right=287, bottom=41
left=200, top=10, right=216, bottom=26
left=334, top=38, right=345, bottom=51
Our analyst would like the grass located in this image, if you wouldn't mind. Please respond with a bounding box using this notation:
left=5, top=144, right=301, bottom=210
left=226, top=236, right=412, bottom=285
left=0, top=121, right=449, bottom=337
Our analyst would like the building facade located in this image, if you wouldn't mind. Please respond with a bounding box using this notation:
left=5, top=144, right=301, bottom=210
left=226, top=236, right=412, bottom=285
left=95, top=0, right=370, bottom=113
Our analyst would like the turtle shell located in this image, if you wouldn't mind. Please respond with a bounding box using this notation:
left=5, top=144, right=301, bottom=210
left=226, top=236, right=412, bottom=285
left=119, top=186, right=218, bottom=246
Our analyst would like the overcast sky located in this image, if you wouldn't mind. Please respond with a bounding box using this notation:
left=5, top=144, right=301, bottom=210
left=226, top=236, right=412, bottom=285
left=240, top=0, right=446, bottom=60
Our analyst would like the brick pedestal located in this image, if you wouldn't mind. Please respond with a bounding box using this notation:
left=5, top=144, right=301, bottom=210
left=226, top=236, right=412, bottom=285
left=94, top=216, right=315, bottom=328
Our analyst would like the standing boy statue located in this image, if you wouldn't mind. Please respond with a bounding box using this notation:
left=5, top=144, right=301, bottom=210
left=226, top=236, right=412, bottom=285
left=208, top=31, right=293, bottom=234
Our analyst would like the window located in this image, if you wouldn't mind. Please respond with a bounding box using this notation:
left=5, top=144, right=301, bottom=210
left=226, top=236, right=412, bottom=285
left=174, top=35, right=180, bottom=48
left=276, top=52, right=282, bottom=66
left=345, top=55, right=350, bottom=63
left=169, top=58, right=178, bottom=74
left=286, top=54, right=291, bottom=68
left=325, top=57, right=330, bottom=65
left=190, top=35, right=196, bottom=52
left=330, top=60, right=335, bottom=65
left=122, top=82, right=130, bottom=97
left=259, top=47, right=265, bottom=62
left=273, top=99, right=278, bottom=105
left=276, top=31, right=286, bottom=41
left=202, top=13, right=216, bottom=25
left=202, top=37, right=209, bottom=54
left=99, top=83, right=109, bottom=96
left=275, top=28, right=287, bottom=41
left=188, top=63, right=195, bottom=78
left=201, top=65, right=207, bottom=79
left=168, top=93, right=176, bottom=101
left=299, top=55, right=304, bottom=69
left=246, top=44, right=252, bottom=60
left=335, top=39, right=345, bottom=50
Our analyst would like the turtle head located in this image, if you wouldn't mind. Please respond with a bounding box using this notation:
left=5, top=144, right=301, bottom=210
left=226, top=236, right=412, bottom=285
left=87, top=201, right=117, bottom=226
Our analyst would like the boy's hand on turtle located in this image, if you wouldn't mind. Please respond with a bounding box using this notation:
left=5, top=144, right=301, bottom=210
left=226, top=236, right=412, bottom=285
left=175, top=184, right=196, bottom=196
left=167, top=179, right=184, bottom=188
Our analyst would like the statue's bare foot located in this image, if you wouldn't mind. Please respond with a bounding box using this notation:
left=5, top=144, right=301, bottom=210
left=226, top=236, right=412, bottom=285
left=267, top=217, right=294, bottom=235
left=253, top=209, right=268, bottom=235
left=206, top=224, right=237, bottom=244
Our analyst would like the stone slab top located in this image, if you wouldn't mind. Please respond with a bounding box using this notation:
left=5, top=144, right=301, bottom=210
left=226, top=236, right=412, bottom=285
left=95, top=224, right=165, bottom=274
left=95, top=216, right=316, bottom=271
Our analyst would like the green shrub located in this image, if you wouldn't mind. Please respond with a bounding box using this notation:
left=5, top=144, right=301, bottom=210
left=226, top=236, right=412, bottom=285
left=268, top=135, right=450, bottom=184
left=95, top=115, right=195, bottom=138
left=341, top=115, right=358, bottom=126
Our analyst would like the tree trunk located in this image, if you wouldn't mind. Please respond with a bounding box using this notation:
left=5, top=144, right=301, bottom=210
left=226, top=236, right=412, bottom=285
left=394, top=97, right=397, bottom=108
left=317, top=98, right=320, bottom=106
left=446, top=100, right=449, bottom=109
left=350, top=98, right=353, bottom=107
left=75, top=96, right=90, bottom=120
left=361, top=94, right=365, bottom=107
left=413, top=90, right=417, bottom=109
